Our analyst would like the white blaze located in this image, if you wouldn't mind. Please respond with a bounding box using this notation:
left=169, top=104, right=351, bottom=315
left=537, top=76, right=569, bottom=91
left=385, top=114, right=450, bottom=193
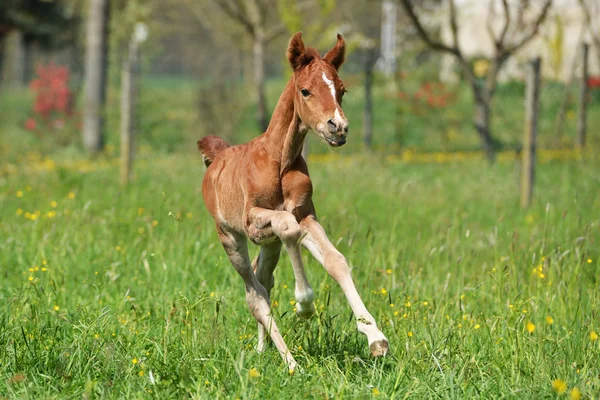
left=322, top=72, right=344, bottom=126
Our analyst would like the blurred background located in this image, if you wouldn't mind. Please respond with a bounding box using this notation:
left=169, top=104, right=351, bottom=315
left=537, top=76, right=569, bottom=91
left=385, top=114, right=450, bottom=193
left=1, top=0, right=599, bottom=168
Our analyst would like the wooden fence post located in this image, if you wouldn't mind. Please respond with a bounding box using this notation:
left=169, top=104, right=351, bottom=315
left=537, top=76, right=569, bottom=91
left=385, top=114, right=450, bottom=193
left=521, top=57, right=541, bottom=209
left=576, top=42, right=589, bottom=149
left=120, top=23, right=147, bottom=186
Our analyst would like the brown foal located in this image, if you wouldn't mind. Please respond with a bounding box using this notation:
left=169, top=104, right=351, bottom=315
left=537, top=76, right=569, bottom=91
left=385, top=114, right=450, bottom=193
left=198, top=32, right=388, bottom=371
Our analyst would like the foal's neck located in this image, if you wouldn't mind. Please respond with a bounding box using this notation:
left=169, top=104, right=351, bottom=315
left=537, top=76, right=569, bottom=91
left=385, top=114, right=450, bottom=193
left=263, top=77, right=307, bottom=174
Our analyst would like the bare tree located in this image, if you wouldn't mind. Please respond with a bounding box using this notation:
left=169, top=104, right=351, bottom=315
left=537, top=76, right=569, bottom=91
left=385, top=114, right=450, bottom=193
left=578, top=0, right=600, bottom=67
left=212, top=0, right=287, bottom=132
left=83, top=0, right=110, bottom=153
left=400, top=0, right=552, bottom=162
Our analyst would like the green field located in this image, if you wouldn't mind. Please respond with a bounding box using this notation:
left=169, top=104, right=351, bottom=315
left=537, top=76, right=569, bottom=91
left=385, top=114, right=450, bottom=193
left=1, top=73, right=600, bottom=398
left=1, top=150, right=599, bottom=398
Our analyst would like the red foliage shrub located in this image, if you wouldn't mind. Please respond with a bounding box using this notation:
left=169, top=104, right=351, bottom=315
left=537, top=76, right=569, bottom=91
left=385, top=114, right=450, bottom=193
left=588, top=76, right=600, bottom=89
left=25, top=63, right=76, bottom=133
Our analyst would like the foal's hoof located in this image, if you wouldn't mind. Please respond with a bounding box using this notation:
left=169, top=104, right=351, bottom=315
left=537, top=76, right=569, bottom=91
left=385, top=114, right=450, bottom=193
left=369, top=339, right=389, bottom=357
left=295, top=302, right=315, bottom=319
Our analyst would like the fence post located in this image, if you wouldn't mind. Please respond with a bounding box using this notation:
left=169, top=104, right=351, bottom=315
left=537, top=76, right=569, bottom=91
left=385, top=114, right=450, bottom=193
left=576, top=42, right=589, bottom=149
left=521, top=57, right=541, bottom=209
left=120, top=24, right=147, bottom=186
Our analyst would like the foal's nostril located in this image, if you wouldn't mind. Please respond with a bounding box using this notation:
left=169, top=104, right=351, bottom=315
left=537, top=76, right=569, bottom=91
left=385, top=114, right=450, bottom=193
left=327, top=119, right=337, bottom=133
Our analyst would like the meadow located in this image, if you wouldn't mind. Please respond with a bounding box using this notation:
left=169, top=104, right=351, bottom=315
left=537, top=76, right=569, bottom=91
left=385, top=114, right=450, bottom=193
left=1, top=75, right=599, bottom=398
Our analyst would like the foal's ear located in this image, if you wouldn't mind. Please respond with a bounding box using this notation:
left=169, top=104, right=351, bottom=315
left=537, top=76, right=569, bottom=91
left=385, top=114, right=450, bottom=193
left=287, top=32, right=306, bottom=70
left=324, top=34, right=346, bottom=71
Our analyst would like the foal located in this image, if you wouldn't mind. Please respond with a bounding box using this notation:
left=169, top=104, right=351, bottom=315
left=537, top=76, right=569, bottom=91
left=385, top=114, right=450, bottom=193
left=198, top=32, right=388, bottom=370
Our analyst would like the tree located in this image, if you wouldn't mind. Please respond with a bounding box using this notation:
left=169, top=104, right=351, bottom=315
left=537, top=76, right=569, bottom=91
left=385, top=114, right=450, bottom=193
left=212, top=0, right=288, bottom=132
left=400, top=0, right=552, bottom=162
left=82, top=0, right=110, bottom=153
left=0, top=0, right=75, bottom=87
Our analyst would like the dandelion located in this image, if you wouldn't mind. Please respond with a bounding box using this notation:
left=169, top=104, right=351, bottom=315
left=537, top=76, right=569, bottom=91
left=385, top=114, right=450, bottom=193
left=186, top=212, right=194, bottom=219
left=28, top=276, right=33, bottom=281
left=405, top=301, right=411, bottom=307
left=205, top=380, right=210, bottom=386
left=50, top=200, right=58, bottom=208
left=546, top=316, right=554, bottom=325
left=474, top=324, right=481, bottom=330
left=16, top=208, right=23, bottom=216
left=526, top=321, right=535, bottom=334
left=152, top=220, right=158, bottom=227
left=590, top=331, right=598, bottom=342
left=138, top=370, right=145, bottom=377
left=422, top=301, right=429, bottom=306
left=570, top=388, right=581, bottom=400
left=53, top=305, right=59, bottom=311
left=371, top=388, right=381, bottom=396
left=407, top=331, right=413, bottom=337
left=248, top=368, right=260, bottom=378
left=16, top=190, right=23, bottom=198
left=138, top=207, right=145, bottom=215
left=380, top=288, right=387, bottom=295
left=132, top=358, right=138, bottom=364
left=41, top=267, right=47, bottom=272
left=389, top=303, right=394, bottom=308
left=34, top=266, right=39, bottom=272
left=94, top=334, right=99, bottom=339
left=587, top=259, right=592, bottom=264
left=210, top=292, right=215, bottom=298
left=67, top=192, right=75, bottom=199
left=273, top=300, right=278, bottom=307
left=552, top=379, right=567, bottom=395
left=115, top=245, right=122, bottom=252
left=386, top=269, right=392, bottom=275
left=525, top=214, right=534, bottom=224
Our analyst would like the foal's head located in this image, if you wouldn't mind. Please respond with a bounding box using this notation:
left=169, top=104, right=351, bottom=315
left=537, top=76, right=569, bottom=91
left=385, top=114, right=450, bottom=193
left=287, top=32, right=349, bottom=147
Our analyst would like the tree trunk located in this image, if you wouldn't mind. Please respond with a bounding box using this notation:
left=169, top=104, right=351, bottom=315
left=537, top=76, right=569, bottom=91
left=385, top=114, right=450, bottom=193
left=473, top=99, right=495, bottom=163
left=363, top=48, right=376, bottom=149
left=2, top=30, right=26, bottom=88
left=253, top=33, right=268, bottom=132
left=83, top=0, right=110, bottom=153
left=120, top=36, right=140, bottom=186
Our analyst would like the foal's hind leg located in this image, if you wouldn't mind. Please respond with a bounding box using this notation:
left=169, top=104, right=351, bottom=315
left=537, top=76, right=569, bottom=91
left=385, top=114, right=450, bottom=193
left=217, top=228, right=296, bottom=370
left=252, top=242, right=282, bottom=352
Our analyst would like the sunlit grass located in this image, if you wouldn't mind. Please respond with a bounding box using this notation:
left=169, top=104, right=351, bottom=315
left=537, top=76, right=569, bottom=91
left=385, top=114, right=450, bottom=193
left=0, top=153, right=599, bottom=398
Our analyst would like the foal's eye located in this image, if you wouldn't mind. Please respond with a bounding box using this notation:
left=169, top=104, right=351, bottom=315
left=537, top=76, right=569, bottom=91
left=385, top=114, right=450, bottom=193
left=301, top=88, right=310, bottom=97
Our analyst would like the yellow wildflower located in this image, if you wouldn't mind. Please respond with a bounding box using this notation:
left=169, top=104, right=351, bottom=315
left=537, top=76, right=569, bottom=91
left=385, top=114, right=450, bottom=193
left=590, top=331, right=598, bottom=342
left=552, top=379, right=567, bottom=395
left=115, top=245, right=122, bottom=252
left=16, top=208, right=23, bottom=216
left=53, top=305, right=59, bottom=311
left=152, top=220, right=158, bottom=227
left=570, top=388, right=581, bottom=400
left=526, top=321, right=535, bottom=333
left=386, top=269, right=392, bottom=275
left=138, top=370, right=144, bottom=377
left=380, top=288, right=387, bottom=295
left=248, top=368, right=260, bottom=378
left=137, top=227, right=144, bottom=234
left=546, top=316, right=554, bottom=325
left=138, top=207, right=145, bottom=215
left=186, top=212, right=194, bottom=219
left=28, top=276, right=33, bottom=281
left=50, top=200, right=58, bottom=208
left=587, top=259, right=592, bottom=264
left=132, top=358, right=138, bottom=364
left=407, top=331, right=413, bottom=337
left=474, top=324, right=481, bottom=330
left=372, top=388, right=381, bottom=396
left=68, top=192, right=75, bottom=199
left=16, top=190, right=23, bottom=198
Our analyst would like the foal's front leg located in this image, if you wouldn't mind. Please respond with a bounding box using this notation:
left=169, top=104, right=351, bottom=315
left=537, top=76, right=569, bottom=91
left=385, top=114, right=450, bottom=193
left=247, top=207, right=315, bottom=319
left=300, top=216, right=389, bottom=356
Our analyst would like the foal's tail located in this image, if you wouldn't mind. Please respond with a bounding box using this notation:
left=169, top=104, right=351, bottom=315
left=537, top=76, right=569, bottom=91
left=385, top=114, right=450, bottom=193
left=197, top=136, right=230, bottom=167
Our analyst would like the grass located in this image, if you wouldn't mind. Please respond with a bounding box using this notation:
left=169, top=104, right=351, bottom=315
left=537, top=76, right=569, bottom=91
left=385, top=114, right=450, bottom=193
left=1, top=150, right=599, bottom=398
